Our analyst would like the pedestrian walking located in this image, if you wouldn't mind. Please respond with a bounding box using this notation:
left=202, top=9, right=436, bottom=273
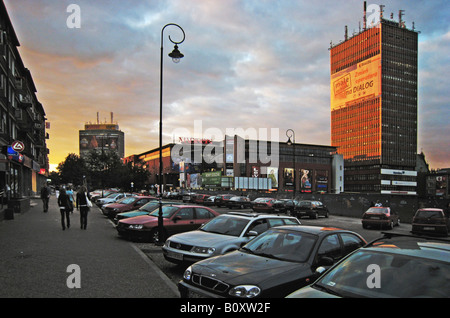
left=66, top=185, right=75, bottom=214
left=76, top=186, right=91, bottom=230
left=58, top=186, right=71, bottom=230
left=40, top=182, right=50, bottom=212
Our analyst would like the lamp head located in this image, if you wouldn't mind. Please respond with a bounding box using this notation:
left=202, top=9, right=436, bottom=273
left=168, top=44, right=184, bottom=63
left=287, top=137, right=293, bottom=146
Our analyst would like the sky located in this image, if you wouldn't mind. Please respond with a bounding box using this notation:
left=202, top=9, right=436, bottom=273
left=3, top=0, right=449, bottom=171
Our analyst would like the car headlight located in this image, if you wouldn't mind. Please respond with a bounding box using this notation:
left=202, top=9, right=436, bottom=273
left=183, top=266, right=192, bottom=281
left=229, top=285, right=261, bottom=298
left=191, top=246, right=216, bottom=255
left=163, top=240, right=170, bottom=248
left=128, top=224, right=143, bottom=230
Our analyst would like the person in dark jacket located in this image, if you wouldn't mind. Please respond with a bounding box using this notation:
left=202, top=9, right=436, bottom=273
left=40, top=182, right=50, bottom=212
left=57, top=186, right=71, bottom=230
left=76, top=186, right=90, bottom=230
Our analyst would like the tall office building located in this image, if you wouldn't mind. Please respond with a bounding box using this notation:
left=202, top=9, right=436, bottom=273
left=330, top=3, right=419, bottom=195
left=79, top=112, right=124, bottom=159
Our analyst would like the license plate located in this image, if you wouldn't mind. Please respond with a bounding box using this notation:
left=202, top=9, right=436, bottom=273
left=423, top=227, right=435, bottom=231
left=166, top=251, right=183, bottom=261
left=370, top=216, right=380, bottom=219
left=188, top=290, right=208, bottom=298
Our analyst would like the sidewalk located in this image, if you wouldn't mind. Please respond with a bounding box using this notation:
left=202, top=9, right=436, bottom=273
left=0, top=194, right=179, bottom=298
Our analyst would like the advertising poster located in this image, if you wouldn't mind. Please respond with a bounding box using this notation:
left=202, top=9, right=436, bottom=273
left=284, top=168, right=294, bottom=187
left=331, top=54, right=381, bottom=111
left=316, top=170, right=328, bottom=193
left=252, top=166, right=260, bottom=178
left=300, top=169, right=312, bottom=192
left=267, top=167, right=278, bottom=188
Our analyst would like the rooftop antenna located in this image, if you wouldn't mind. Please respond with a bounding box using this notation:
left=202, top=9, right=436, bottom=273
left=345, top=25, right=348, bottom=41
left=380, top=5, right=385, bottom=20
left=97, top=111, right=99, bottom=124
left=399, top=10, right=405, bottom=27
left=363, top=1, right=367, bottom=30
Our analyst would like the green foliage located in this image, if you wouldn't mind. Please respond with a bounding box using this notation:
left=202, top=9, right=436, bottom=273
left=54, top=151, right=150, bottom=191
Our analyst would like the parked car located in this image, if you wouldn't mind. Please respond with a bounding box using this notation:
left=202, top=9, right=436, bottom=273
left=178, top=225, right=366, bottom=298
left=251, top=197, right=276, bottom=213
left=90, top=189, right=118, bottom=202
left=203, top=196, right=217, bottom=206
left=168, top=191, right=182, bottom=200
left=287, top=233, right=450, bottom=298
left=272, top=199, right=298, bottom=214
left=96, top=192, right=130, bottom=208
left=292, top=200, right=329, bottom=219
left=411, top=208, right=450, bottom=236
left=116, top=205, right=220, bottom=243
left=102, top=196, right=157, bottom=219
left=182, top=192, right=197, bottom=203
left=215, top=194, right=235, bottom=207
left=226, top=196, right=252, bottom=209
left=193, top=194, right=211, bottom=204
left=361, top=206, right=400, bottom=229
left=113, top=201, right=175, bottom=224
left=163, top=212, right=300, bottom=264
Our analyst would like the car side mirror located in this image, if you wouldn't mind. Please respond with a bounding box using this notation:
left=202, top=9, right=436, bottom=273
left=173, top=216, right=181, bottom=222
left=318, top=256, right=334, bottom=267
left=246, top=230, right=258, bottom=237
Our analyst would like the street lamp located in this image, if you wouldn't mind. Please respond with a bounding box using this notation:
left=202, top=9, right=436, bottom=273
left=286, top=129, right=295, bottom=197
left=158, top=23, right=185, bottom=245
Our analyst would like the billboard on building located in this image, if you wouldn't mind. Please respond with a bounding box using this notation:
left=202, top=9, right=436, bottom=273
left=79, top=130, right=124, bottom=158
left=331, top=54, right=382, bottom=111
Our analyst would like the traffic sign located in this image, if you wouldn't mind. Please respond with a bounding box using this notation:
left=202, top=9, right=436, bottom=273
left=11, top=141, right=24, bottom=152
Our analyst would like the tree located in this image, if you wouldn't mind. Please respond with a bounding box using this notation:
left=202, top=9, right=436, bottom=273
left=57, top=153, right=88, bottom=186
left=56, top=151, right=150, bottom=192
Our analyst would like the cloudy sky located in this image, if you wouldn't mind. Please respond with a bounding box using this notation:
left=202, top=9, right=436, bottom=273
left=3, top=0, right=449, bottom=171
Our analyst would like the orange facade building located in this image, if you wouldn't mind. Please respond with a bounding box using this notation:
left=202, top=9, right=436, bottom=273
left=330, top=8, right=419, bottom=194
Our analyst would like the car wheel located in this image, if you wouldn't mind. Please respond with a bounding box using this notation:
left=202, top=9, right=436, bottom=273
left=396, top=219, right=400, bottom=227
left=388, top=220, right=394, bottom=230
left=310, top=212, right=318, bottom=219
left=150, top=227, right=166, bottom=243
left=325, top=211, right=329, bottom=218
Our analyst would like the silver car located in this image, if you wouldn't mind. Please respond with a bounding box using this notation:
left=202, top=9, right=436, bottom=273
left=162, top=212, right=301, bottom=264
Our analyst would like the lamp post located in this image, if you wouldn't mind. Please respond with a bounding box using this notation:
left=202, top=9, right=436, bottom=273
left=286, top=129, right=295, bottom=198
left=157, top=23, right=185, bottom=245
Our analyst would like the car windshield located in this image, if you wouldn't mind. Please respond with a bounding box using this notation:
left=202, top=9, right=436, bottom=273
left=199, top=215, right=250, bottom=237
left=298, top=201, right=312, bottom=207
left=315, top=250, right=450, bottom=298
left=149, top=206, right=179, bottom=218
left=242, top=229, right=317, bottom=263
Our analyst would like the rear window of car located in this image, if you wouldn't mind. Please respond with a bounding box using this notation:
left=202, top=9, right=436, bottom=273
left=415, top=210, right=443, bottom=218
left=366, top=207, right=389, bottom=214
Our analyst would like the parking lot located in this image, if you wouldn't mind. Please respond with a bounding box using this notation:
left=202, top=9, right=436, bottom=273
left=110, top=202, right=414, bottom=289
